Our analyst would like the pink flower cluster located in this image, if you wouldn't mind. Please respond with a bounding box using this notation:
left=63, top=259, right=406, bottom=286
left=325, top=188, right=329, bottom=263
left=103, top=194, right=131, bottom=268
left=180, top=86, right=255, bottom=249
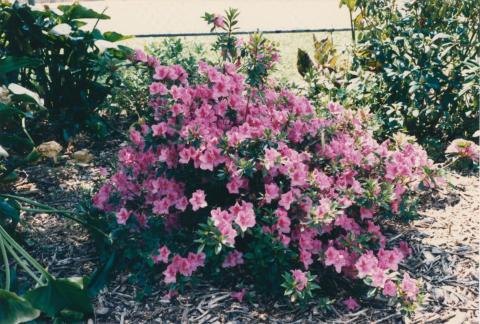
left=445, top=139, right=480, bottom=162
left=163, top=252, right=206, bottom=284
left=93, top=52, right=438, bottom=304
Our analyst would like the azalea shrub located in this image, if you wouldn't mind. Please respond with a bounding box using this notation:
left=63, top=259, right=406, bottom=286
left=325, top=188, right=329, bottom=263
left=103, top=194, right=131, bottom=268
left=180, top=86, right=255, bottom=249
left=90, top=36, right=442, bottom=310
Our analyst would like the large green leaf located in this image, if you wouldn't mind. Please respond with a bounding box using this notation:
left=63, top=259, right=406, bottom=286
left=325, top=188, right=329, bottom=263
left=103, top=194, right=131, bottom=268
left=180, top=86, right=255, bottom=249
left=0, top=290, right=41, bottom=324
left=86, top=252, right=116, bottom=297
left=7, top=84, right=43, bottom=107
left=0, top=56, right=42, bottom=74
left=58, top=4, right=110, bottom=20
left=25, top=277, right=94, bottom=317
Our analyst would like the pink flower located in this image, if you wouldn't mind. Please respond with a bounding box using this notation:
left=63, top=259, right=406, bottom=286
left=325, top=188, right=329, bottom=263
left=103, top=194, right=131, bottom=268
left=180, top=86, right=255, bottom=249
left=189, top=190, right=207, bottom=211
left=134, top=49, right=147, bottom=62
left=290, top=163, right=308, bottom=187
left=213, top=14, right=225, bottom=28
left=275, top=212, right=291, bottom=234
left=175, top=196, right=188, bottom=211
left=445, top=139, right=480, bottom=162
left=355, top=252, right=378, bottom=279
left=263, top=148, right=281, bottom=169
left=227, top=176, right=247, bottom=194
left=279, top=190, right=295, bottom=210
left=360, top=207, right=374, bottom=220
left=211, top=208, right=233, bottom=226
left=116, top=208, right=131, bottom=225
left=232, top=201, right=256, bottom=231
left=152, top=122, right=168, bottom=137
left=149, top=82, right=168, bottom=95
left=198, top=147, right=221, bottom=171
left=324, top=247, right=349, bottom=273
left=291, top=269, right=308, bottom=291
left=188, top=252, right=206, bottom=269
left=378, top=248, right=403, bottom=271
left=174, top=256, right=192, bottom=276
left=383, top=280, right=397, bottom=297
left=328, top=102, right=344, bottom=115
left=371, top=268, right=387, bottom=287
left=153, top=65, right=169, bottom=80
left=231, top=288, right=246, bottom=302
left=401, top=273, right=419, bottom=300
left=178, top=147, right=197, bottom=164
left=153, top=245, right=170, bottom=264
left=222, top=250, right=244, bottom=268
left=93, top=184, right=111, bottom=210
left=264, top=183, right=280, bottom=203
left=129, top=129, right=143, bottom=147
left=153, top=198, right=171, bottom=215
left=217, top=220, right=237, bottom=246
left=300, top=249, right=313, bottom=269
left=343, top=296, right=360, bottom=311
left=163, top=264, right=177, bottom=284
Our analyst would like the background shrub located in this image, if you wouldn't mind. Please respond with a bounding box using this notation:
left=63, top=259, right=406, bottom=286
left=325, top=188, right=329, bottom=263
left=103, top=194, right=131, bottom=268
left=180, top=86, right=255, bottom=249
left=0, top=1, right=131, bottom=140
left=299, top=0, right=479, bottom=161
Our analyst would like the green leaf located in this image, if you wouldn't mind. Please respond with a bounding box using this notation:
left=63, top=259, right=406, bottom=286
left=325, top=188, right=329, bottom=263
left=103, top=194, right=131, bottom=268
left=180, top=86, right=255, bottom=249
left=297, top=49, right=314, bottom=77
left=25, top=277, right=94, bottom=317
left=49, top=23, right=72, bottom=36
left=431, top=33, right=451, bottom=42
left=0, top=145, right=8, bottom=158
left=86, top=252, right=116, bottom=297
left=0, top=103, right=23, bottom=124
left=0, top=198, right=20, bottom=224
left=7, top=84, right=43, bottom=107
left=102, top=31, right=132, bottom=42
left=339, top=0, right=356, bottom=11
left=58, top=4, right=110, bottom=20
left=0, top=57, right=42, bottom=74
left=0, top=290, right=41, bottom=324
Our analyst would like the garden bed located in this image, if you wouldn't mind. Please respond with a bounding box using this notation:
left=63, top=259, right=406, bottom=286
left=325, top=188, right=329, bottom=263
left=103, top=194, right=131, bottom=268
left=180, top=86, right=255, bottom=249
left=15, top=145, right=478, bottom=323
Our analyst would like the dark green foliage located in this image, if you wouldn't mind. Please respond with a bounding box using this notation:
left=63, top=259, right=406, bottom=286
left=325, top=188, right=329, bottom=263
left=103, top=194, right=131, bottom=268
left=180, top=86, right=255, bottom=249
left=0, top=1, right=131, bottom=140
left=299, top=0, right=479, bottom=160
left=0, top=290, right=40, bottom=324
left=353, top=0, right=479, bottom=160
left=24, top=277, right=93, bottom=317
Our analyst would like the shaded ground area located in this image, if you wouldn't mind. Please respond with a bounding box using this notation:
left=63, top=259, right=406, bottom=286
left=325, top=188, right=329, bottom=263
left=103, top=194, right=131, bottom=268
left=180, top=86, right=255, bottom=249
left=13, top=145, right=479, bottom=323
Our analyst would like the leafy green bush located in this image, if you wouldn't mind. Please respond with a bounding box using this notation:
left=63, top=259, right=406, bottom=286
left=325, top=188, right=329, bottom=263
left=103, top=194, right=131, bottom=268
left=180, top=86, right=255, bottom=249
left=299, top=0, right=479, bottom=160
left=0, top=1, right=131, bottom=140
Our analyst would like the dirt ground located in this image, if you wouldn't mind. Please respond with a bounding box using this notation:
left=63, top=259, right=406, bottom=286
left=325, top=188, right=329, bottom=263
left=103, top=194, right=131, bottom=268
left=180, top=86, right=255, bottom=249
left=13, top=143, right=479, bottom=323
